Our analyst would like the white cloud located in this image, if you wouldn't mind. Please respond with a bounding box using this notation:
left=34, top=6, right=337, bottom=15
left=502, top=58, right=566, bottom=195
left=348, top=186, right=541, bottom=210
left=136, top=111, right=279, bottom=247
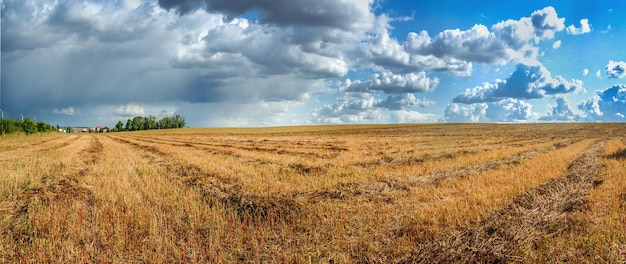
left=389, top=110, right=440, bottom=123
left=309, top=92, right=437, bottom=124
left=582, top=68, right=589, bottom=76
left=341, top=71, right=439, bottom=94
left=452, top=63, right=584, bottom=104
left=365, top=6, right=570, bottom=77
left=606, top=60, right=626, bottom=79
left=376, top=94, right=436, bottom=110
left=578, top=85, right=626, bottom=121
left=552, top=40, right=561, bottom=49
left=116, top=104, right=145, bottom=116
left=566, top=18, right=591, bottom=35
left=309, top=93, right=382, bottom=124
left=442, top=103, right=488, bottom=122
left=363, top=15, right=473, bottom=76
left=442, top=99, right=533, bottom=122
left=539, top=97, right=579, bottom=121
left=53, top=107, right=75, bottom=115
left=596, top=70, right=602, bottom=78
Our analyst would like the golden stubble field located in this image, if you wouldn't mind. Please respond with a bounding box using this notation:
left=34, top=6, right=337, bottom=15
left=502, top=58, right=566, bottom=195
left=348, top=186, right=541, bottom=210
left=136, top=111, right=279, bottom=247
left=1, top=123, right=625, bottom=263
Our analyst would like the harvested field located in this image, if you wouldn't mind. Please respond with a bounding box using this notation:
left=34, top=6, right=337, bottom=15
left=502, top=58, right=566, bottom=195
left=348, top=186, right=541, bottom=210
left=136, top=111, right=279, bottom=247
left=1, top=123, right=625, bottom=262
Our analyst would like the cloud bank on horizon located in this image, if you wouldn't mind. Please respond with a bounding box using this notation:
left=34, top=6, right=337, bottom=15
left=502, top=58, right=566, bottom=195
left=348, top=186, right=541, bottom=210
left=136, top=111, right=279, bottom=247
left=2, top=0, right=625, bottom=127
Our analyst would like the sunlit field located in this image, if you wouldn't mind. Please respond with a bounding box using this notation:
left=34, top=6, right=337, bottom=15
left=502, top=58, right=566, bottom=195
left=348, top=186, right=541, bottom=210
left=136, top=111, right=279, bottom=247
left=1, top=123, right=625, bottom=263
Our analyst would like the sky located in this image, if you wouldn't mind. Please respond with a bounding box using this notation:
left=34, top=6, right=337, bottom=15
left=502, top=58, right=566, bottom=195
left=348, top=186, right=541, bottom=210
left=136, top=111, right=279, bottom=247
left=2, top=0, right=626, bottom=127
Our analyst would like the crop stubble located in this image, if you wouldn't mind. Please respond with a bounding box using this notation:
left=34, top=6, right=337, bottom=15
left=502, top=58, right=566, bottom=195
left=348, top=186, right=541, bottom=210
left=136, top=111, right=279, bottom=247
left=1, top=123, right=625, bottom=262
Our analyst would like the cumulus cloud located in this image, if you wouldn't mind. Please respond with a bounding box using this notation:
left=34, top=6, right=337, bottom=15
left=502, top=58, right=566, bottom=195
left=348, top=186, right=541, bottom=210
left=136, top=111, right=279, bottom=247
left=389, top=110, right=440, bottom=123
left=528, top=6, right=566, bottom=40
left=583, top=68, right=589, bottom=76
left=452, top=63, right=584, bottom=104
left=443, top=99, right=533, bottom=122
left=606, top=60, right=626, bottom=79
left=309, top=92, right=436, bottom=123
left=363, top=15, right=473, bottom=76
left=363, top=6, right=568, bottom=77
left=596, top=70, right=602, bottom=78
left=53, top=107, right=75, bottom=115
left=341, top=72, right=439, bottom=94
left=539, top=97, right=580, bottom=121
left=375, top=94, right=435, bottom=110
left=566, top=18, right=591, bottom=35
left=552, top=40, right=561, bottom=49
left=442, top=103, right=488, bottom=122
left=578, top=85, right=626, bottom=121
left=309, top=93, right=382, bottom=124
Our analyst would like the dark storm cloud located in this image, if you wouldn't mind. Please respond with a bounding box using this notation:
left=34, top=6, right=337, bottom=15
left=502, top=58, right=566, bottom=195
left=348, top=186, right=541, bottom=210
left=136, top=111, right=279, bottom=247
left=157, top=0, right=373, bottom=30
left=1, top=0, right=331, bottom=121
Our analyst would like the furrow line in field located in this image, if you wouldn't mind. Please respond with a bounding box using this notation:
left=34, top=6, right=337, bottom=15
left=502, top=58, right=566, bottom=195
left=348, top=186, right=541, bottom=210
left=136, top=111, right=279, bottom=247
left=415, top=139, right=606, bottom=263
left=298, top=140, right=578, bottom=202
left=107, top=135, right=301, bottom=223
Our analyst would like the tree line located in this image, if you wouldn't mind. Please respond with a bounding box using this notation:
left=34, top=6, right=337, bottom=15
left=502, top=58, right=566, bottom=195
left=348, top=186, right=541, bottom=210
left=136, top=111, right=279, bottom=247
left=0, top=117, right=56, bottom=135
left=115, top=115, right=186, bottom=131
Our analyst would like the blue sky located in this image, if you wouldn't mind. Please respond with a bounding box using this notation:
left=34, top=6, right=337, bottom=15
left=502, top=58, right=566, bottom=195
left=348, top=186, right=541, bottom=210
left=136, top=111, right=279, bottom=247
left=2, top=0, right=626, bottom=127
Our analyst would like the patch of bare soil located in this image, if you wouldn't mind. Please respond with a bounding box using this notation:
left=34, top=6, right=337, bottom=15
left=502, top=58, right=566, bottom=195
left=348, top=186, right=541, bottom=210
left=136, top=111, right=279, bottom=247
left=410, top=140, right=605, bottom=263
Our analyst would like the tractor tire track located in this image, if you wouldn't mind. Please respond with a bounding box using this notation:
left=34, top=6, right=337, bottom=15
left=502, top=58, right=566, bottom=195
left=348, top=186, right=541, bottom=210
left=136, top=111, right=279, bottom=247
left=411, top=139, right=606, bottom=263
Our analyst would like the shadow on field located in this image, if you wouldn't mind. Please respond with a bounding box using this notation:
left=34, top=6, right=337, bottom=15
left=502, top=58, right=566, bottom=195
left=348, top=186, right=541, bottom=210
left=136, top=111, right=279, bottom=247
left=606, top=148, right=626, bottom=160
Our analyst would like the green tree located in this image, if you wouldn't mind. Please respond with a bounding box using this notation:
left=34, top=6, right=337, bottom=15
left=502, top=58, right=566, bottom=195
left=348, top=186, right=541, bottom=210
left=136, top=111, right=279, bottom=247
left=125, top=119, right=133, bottom=131
left=116, top=121, right=124, bottom=131
left=132, top=116, right=144, bottom=131
left=22, top=118, right=37, bottom=134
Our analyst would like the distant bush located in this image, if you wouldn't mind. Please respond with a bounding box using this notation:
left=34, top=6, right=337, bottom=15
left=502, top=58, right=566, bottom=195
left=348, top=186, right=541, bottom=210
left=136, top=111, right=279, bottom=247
left=0, top=117, right=56, bottom=135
